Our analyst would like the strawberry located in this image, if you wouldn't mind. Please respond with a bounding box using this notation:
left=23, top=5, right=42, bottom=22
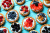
left=26, top=19, right=29, bottom=22
left=3, top=1, right=6, bottom=3
left=10, top=2, right=12, bottom=5
left=21, top=6, right=24, bottom=9
left=0, top=16, right=3, bottom=19
left=2, top=3, right=4, bottom=5
left=6, top=2, right=9, bottom=5
left=7, top=5, right=10, bottom=8
left=8, top=0, right=11, bottom=2
left=25, top=9, right=28, bottom=12
left=4, top=5, right=6, bottom=8
left=30, top=23, right=32, bottom=27
left=0, top=19, right=2, bottom=22
left=3, top=29, right=7, bottom=33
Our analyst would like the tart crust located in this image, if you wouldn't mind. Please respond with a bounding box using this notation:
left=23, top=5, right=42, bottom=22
left=22, top=17, right=36, bottom=30
left=6, top=10, right=19, bottom=23
left=30, top=0, right=43, bottom=12
left=40, top=24, right=50, bottom=33
left=15, top=0, right=25, bottom=5
left=0, top=27, right=9, bottom=33
left=19, top=5, right=30, bottom=16
left=1, top=0, right=14, bottom=10
left=43, top=0, right=50, bottom=7
left=47, top=8, right=50, bottom=17
left=10, top=22, right=22, bottom=33
left=29, top=30, right=38, bottom=33
left=0, top=13, right=5, bottom=25
left=36, top=12, right=47, bottom=24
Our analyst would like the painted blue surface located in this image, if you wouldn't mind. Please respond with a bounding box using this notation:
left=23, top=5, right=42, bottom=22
left=0, top=0, right=50, bottom=33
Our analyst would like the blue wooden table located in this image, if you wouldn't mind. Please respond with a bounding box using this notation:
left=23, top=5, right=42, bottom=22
left=0, top=0, right=50, bottom=33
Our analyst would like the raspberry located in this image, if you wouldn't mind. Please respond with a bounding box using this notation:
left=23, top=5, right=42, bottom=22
left=8, top=0, right=11, bottom=2
left=25, top=6, right=28, bottom=9
left=3, top=1, right=6, bottom=3
left=6, top=2, right=9, bottom=5
left=28, top=18, right=30, bottom=20
left=2, top=3, right=4, bottom=5
left=21, top=6, right=24, bottom=9
left=25, top=9, right=28, bottom=12
left=10, top=2, right=12, bottom=5
left=0, top=19, right=2, bottom=22
left=6, top=0, right=8, bottom=1
left=7, top=5, right=10, bottom=8
left=4, top=5, right=6, bottom=8
left=30, top=19, right=33, bottom=22
left=0, top=16, right=3, bottom=19
left=3, top=29, right=7, bottom=33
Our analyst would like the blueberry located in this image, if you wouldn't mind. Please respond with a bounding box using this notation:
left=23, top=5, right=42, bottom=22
left=11, top=25, right=14, bottom=28
left=42, top=19, right=45, bottom=21
left=12, top=29, right=15, bottom=31
left=0, top=30, right=4, bottom=33
left=8, top=17, right=11, bottom=19
left=46, top=30, right=48, bottom=33
left=42, top=30, right=46, bottom=32
left=49, top=12, right=50, bottom=14
left=44, top=26, right=47, bottom=30
left=20, top=9, right=23, bottom=11
left=48, top=28, right=50, bottom=31
left=24, top=12, right=26, bottom=13
left=32, top=31, right=35, bottom=33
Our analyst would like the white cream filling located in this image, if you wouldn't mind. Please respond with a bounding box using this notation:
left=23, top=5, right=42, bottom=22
left=20, top=6, right=29, bottom=15
left=11, top=23, right=21, bottom=33
left=2, top=0, right=13, bottom=9
left=23, top=18, right=34, bottom=29
left=36, top=14, right=46, bottom=23
left=41, top=26, right=50, bottom=33
left=0, top=28, right=8, bottom=33
left=44, top=1, right=50, bottom=6
left=7, top=11, right=18, bottom=21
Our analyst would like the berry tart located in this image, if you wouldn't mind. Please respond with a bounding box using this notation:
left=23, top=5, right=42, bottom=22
left=0, top=27, right=9, bottom=33
left=29, top=30, right=38, bottom=33
left=1, top=0, right=14, bottom=10
left=10, top=22, right=22, bottom=33
left=36, top=12, right=47, bottom=24
left=22, top=17, right=36, bottom=30
left=15, top=0, right=25, bottom=5
left=47, top=8, right=50, bottom=17
left=6, top=10, right=19, bottom=23
left=30, top=0, right=43, bottom=12
left=19, top=5, right=30, bottom=16
left=43, top=0, right=50, bottom=7
left=0, top=13, right=5, bottom=25
left=40, top=24, right=50, bottom=33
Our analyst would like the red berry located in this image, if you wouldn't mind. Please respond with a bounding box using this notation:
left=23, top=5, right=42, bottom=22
left=4, top=5, right=6, bottom=7
left=28, top=18, right=30, bottom=20
left=6, top=2, right=9, bottom=5
left=5, top=0, right=8, bottom=1
left=0, top=19, right=2, bottom=22
left=2, top=3, right=4, bottom=5
left=28, top=21, right=31, bottom=24
left=25, top=9, right=28, bottom=12
left=21, top=6, right=24, bottom=9
left=7, top=5, right=10, bottom=8
left=30, top=19, right=33, bottom=22
left=10, top=2, right=12, bottom=5
left=25, top=6, right=28, bottom=9
left=26, top=19, right=29, bottom=22
left=0, top=16, right=3, bottom=19
left=3, top=1, right=6, bottom=3
left=3, top=29, right=7, bottom=33
left=8, top=0, right=11, bottom=2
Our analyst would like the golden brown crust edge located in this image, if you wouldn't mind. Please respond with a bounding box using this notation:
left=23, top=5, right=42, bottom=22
left=0, top=13, right=5, bottom=25
left=40, top=24, right=50, bottom=33
left=1, top=0, right=14, bottom=10
left=6, top=9, right=19, bottom=23
left=10, top=22, right=22, bottom=33
left=0, top=27, right=9, bottom=33
left=15, top=0, right=25, bottom=5
left=22, top=17, right=36, bottom=30
left=36, top=12, right=47, bottom=24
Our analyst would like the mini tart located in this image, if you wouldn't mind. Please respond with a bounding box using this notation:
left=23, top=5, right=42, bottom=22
left=0, top=13, right=5, bottom=25
left=36, top=12, right=47, bottom=24
left=47, top=8, right=50, bottom=17
left=19, top=5, right=30, bottom=16
left=30, top=0, right=43, bottom=12
left=40, top=24, right=50, bottom=33
left=6, top=10, right=19, bottom=23
left=43, top=0, right=50, bottom=7
left=0, top=27, right=9, bottom=33
left=10, top=22, right=22, bottom=33
left=29, top=30, right=38, bottom=33
left=22, top=17, right=36, bottom=30
left=1, top=0, right=14, bottom=10
left=15, top=0, right=25, bottom=5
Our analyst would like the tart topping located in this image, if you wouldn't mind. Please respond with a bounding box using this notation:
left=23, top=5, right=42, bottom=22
left=30, top=0, right=43, bottom=11
left=42, top=26, right=50, bottom=33
left=0, top=16, right=3, bottom=23
left=24, top=18, right=33, bottom=27
left=8, top=11, right=16, bottom=19
left=11, top=23, right=20, bottom=32
left=30, top=31, right=37, bottom=33
left=20, top=6, right=28, bottom=14
left=2, top=0, right=12, bottom=8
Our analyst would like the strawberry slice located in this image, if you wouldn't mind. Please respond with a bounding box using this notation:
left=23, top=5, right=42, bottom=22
left=4, top=5, right=6, bottom=8
left=2, top=3, right=4, bottom=5
left=0, top=16, right=3, bottom=19
left=3, top=29, right=7, bottom=33
left=0, top=19, right=2, bottom=22
left=38, top=3, right=43, bottom=6
left=7, top=5, right=10, bottom=8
